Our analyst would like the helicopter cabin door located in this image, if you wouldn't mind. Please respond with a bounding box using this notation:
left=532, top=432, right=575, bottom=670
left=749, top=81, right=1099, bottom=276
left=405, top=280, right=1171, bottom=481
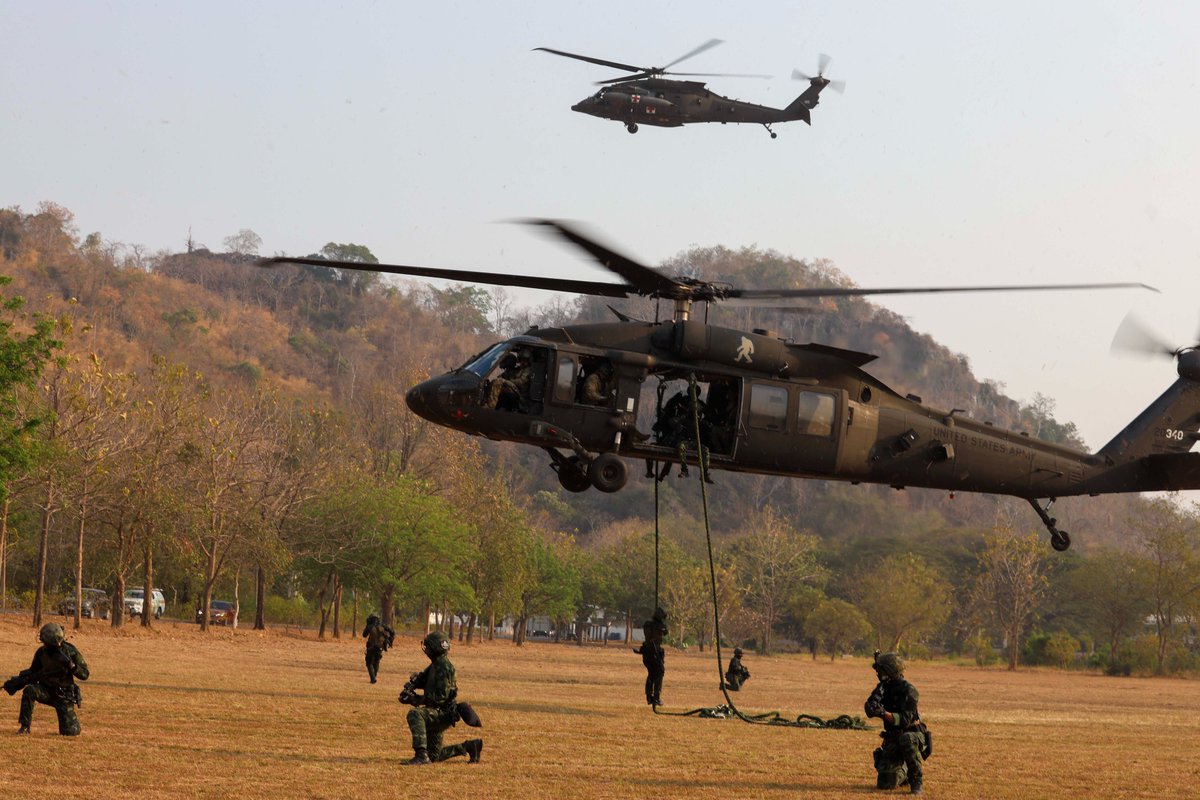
left=743, top=381, right=841, bottom=474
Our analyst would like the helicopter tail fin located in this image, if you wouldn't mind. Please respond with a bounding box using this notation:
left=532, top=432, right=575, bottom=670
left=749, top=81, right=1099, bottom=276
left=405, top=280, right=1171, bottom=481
left=1096, top=377, right=1200, bottom=462
left=784, top=80, right=825, bottom=123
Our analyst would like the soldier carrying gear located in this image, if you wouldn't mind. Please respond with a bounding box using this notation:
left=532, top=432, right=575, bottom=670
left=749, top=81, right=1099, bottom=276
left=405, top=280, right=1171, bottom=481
left=864, top=651, right=931, bottom=795
left=400, top=631, right=483, bottom=766
left=4, top=623, right=89, bottom=736
left=724, top=647, right=751, bottom=691
left=362, top=613, right=396, bottom=684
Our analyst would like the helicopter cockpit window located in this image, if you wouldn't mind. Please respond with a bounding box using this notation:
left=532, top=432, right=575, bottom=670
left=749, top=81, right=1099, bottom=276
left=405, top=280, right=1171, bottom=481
left=748, top=384, right=788, bottom=431
left=796, top=391, right=835, bottom=437
left=463, top=343, right=509, bottom=378
left=554, top=356, right=576, bottom=401
left=483, top=347, right=537, bottom=412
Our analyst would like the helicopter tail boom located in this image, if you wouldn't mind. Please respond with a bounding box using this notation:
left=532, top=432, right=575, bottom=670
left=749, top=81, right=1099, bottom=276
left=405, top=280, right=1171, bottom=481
left=783, top=80, right=825, bottom=123
left=1096, top=375, right=1200, bottom=463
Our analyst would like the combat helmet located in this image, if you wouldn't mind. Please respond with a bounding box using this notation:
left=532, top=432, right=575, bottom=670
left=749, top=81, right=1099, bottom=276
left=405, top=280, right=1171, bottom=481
left=733, top=647, right=744, bottom=656
left=39, top=622, right=65, bottom=646
left=873, top=651, right=905, bottom=681
left=422, top=630, right=450, bottom=658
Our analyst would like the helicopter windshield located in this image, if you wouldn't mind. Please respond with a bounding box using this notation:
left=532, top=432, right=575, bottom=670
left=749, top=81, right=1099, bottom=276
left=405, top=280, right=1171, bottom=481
left=463, top=343, right=509, bottom=378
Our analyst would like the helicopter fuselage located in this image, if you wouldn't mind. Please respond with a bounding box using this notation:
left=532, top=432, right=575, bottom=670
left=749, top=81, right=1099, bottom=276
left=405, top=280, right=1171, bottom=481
left=405, top=320, right=1200, bottom=509
left=570, top=77, right=823, bottom=134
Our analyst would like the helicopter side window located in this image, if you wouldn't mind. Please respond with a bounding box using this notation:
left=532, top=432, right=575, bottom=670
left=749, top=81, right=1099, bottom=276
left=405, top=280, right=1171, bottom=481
left=796, top=391, right=836, bottom=437
left=553, top=356, right=577, bottom=404
left=577, top=357, right=615, bottom=406
left=748, top=384, right=788, bottom=431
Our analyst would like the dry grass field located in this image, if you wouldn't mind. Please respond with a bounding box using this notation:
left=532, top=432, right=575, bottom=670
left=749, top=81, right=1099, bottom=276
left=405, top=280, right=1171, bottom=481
left=0, top=615, right=1196, bottom=800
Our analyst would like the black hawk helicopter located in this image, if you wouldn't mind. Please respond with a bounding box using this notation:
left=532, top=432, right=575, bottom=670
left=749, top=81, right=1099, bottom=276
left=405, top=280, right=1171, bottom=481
left=261, top=222, right=1200, bottom=552
left=535, top=40, right=843, bottom=138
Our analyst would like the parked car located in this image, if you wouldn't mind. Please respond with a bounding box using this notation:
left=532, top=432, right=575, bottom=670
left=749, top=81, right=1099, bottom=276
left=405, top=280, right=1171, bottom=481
left=58, top=588, right=110, bottom=620
left=196, top=600, right=236, bottom=626
left=124, top=588, right=166, bottom=619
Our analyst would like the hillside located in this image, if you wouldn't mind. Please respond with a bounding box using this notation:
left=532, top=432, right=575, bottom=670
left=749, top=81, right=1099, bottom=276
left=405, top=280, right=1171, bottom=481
left=0, top=202, right=1147, bottom=556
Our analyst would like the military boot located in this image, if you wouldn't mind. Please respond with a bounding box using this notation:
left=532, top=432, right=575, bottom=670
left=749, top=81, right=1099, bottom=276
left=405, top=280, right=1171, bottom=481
left=16, top=725, right=30, bottom=735
left=465, top=739, right=483, bottom=763
left=402, top=749, right=431, bottom=765
left=909, top=778, right=923, bottom=795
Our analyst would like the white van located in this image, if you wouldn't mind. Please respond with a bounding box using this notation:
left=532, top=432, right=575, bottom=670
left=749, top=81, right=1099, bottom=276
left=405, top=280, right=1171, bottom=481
left=124, top=588, right=166, bottom=619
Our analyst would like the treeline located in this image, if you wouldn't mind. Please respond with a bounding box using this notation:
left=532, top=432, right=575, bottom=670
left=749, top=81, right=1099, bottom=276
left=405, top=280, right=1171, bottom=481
left=0, top=202, right=1196, bottom=675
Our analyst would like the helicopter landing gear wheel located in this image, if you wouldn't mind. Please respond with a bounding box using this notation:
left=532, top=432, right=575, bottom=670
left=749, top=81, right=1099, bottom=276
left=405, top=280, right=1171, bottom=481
left=1050, top=530, right=1071, bottom=552
left=763, top=123, right=777, bottom=139
left=1028, top=497, right=1071, bottom=551
left=589, top=453, right=628, bottom=493
left=557, top=456, right=591, bottom=493
left=626, top=122, right=638, bottom=134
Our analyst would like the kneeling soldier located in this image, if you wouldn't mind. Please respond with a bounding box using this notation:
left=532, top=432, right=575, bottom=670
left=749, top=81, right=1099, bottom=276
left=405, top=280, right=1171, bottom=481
left=864, top=651, right=930, bottom=795
left=399, top=631, right=482, bottom=765
left=4, top=623, right=89, bottom=736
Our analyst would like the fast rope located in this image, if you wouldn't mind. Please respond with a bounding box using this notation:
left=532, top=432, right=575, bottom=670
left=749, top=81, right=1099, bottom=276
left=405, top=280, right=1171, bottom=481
left=649, top=374, right=868, bottom=731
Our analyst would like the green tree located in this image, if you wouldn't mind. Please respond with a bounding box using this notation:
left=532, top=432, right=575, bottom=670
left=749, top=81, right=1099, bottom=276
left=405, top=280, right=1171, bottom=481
left=727, top=507, right=826, bottom=654
left=1132, top=498, right=1200, bottom=674
left=1066, top=548, right=1152, bottom=662
left=851, top=553, right=953, bottom=651
left=805, top=598, right=872, bottom=661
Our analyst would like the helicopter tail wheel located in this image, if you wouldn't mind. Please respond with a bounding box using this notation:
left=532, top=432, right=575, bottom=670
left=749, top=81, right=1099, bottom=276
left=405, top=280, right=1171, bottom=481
left=557, top=456, right=591, bottom=493
left=626, top=122, right=639, bottom=134
left=1050, top=530, right=1071, bottom=552
left=589, top=453, right=629, bottom=493
left=763, top=123, right=777, bottom=139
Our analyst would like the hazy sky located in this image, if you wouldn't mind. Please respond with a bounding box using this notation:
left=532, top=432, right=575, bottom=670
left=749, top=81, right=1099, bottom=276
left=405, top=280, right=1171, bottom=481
left=4, top=1, right=1200, bottom=454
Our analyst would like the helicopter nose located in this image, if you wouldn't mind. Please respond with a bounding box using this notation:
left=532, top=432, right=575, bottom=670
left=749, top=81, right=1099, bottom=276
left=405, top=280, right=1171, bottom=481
left=406, top=373, right=484, bottom=425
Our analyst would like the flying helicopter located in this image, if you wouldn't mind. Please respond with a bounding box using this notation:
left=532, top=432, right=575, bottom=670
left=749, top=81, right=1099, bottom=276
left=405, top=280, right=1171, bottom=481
left=535, top=39, right=843, bottom=138
left=260, top=222, right=1200, bottom=552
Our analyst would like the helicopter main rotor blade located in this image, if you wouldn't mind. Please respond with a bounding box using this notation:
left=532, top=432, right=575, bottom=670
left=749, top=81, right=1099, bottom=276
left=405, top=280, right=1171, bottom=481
left=1110, top=311, right=1178, bottom=358
left=257, top=257, right=636, bottom=299
left=520, top=219, right=684, bottom=297
left=663, top=38, right=724, bottom=70
left=730, top=282, right=1158, bottom=301
left=669, top=71, right=773, bottom=79
left=534, top=47, right=644, bottom=74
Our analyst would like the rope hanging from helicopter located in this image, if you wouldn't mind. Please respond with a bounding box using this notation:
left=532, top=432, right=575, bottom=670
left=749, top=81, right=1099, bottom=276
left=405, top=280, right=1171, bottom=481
left=646, top=373, right=867, bottom=731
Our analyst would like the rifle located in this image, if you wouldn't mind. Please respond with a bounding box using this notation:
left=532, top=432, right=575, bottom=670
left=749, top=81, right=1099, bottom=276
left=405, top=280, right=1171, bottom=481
left=397, top=670, right=481, bottom=727
left=864, top=683, right=886, bottom=719
left=4, top=653, right=75, bottom=699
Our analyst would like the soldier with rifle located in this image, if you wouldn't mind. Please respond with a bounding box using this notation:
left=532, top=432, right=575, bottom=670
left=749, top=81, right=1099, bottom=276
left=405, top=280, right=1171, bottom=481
left=399, top=631, right=483, bottom=765
left=864, top=651, right=931, bottom=795
left=4, top=623, right=89, bottom=736
left=362, top=613, right=395, bottom=684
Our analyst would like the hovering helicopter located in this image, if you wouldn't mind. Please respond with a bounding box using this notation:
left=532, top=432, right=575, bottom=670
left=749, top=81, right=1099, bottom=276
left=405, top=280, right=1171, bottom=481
left=535, top=39, right=843, bottom=138
left=261, top=222, right=1200, bottom=552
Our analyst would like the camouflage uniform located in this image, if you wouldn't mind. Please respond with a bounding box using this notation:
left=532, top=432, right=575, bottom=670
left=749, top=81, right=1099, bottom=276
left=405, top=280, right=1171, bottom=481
left=17, top=624, right=89, bottom=736
left=486, top=358, right=532, bottom=410
left=363, top=615, right=395, bottom=684
left=402, top=632, right=481, bottom=765
left=865, top=653, right=926, bottom=794
left=580, top=364, right=612, bottom=405
left=724, top=649, right=750, bottom=691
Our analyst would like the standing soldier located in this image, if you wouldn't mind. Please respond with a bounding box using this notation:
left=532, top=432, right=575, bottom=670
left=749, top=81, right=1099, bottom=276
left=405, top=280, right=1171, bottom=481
left=399, top=631, right=482, bottom=765
left=362, top=614, right=396, bottom=684
left=864, top=651, right=930, bottom=795
left=724, top=647, right=750, bottom=691
left=633, top=607, right=667, bottom=707
left=4, top=623, right=89, bottom=736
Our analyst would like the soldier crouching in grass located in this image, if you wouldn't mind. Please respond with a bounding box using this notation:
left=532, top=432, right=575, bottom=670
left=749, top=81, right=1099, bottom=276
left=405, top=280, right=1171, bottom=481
left=4, top=623, right=89, bottom=736
left=864, top=651, right=931, bottom=795
left=399, top=631, right=483, bottom=765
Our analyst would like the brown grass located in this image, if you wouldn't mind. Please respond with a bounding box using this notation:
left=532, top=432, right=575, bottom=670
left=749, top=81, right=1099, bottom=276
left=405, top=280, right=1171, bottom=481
left=1, top=615, right=1197, bottom=799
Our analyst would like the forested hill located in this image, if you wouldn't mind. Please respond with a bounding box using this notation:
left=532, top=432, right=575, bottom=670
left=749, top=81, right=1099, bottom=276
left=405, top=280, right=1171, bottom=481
left=0, top=203, right=1145, bottom=551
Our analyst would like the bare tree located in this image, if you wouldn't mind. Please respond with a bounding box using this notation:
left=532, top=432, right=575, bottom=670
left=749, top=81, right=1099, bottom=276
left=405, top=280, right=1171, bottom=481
left=969, top=528, right=1051, bottom=670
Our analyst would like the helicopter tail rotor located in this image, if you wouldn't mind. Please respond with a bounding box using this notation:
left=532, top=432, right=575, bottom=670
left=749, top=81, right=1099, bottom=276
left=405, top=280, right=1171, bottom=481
left=792, top=53, right=846, bottom=94
left=1111, top=311, right=1200, bottom=382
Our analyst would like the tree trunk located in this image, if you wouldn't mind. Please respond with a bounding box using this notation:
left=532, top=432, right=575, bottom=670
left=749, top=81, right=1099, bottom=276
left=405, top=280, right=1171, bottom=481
left=317, top=568, right=334, bottom=639
left=200, top=546, right=217, bottom=633
left=466, top=612, right=477, bottom=644
left=332, top=579, right=342, bottom=639
left=351, top=588, right=358, bottom=635
left=421, top=599, right=430, bottom=635
left=254, top=565, right=266, bottom=631
left=488, top=609, right=495, bottom=641
left=0, top=496, right=7, bottom=614
left=33, top=473, right=55, bottom=628
left=141, top=539, right=155, bottom=629
left=73, top=487, right=87, bottom=630
left=382, top=586, right=395, bottom=627
left=112, top=573, right=127, bottom=628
